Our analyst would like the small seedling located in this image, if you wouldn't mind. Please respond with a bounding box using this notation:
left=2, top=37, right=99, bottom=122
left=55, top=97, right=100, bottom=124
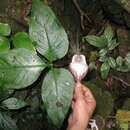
left=85, top=26, right=130, bottom=79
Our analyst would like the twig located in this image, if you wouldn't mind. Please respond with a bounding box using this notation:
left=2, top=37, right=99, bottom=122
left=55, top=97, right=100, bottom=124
left=72, top=0, right=91, bottom=30
left=112, top=75, right=130, bottom=87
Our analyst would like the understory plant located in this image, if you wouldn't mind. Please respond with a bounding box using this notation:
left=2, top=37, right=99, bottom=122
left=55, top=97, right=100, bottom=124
left=0, top=0, right=75, bottom=129
left=85, top=26, right=130, bottom=79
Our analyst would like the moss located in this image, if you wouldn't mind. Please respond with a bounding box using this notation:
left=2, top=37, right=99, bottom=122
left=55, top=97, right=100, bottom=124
left=84, top=80, right=114, bottom=118
left=122, top=98, right=130, bottom=110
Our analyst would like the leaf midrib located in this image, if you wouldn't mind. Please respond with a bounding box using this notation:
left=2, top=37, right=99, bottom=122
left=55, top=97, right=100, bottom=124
left=0, top=64, right=49, bottom=69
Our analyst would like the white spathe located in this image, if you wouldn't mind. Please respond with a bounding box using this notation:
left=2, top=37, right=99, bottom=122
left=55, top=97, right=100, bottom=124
left=70, top=54, right=88, bottom=81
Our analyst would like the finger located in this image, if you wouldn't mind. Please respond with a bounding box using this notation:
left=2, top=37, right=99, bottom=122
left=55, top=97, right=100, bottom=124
left=82, top=86, right=96, bottom=103
left=75, top=82, right=84, bottom=99
left=81, top=85, right=93, bottom=98
left=73, top=93, right=76, bottom=100
left=84, top=89, right=95, bottom=99
left=86, top=98, right=96, bottom=111
left=76, top=81, right=82, bottom=87
left=82, top=86, right=94, bottom=98
left=68, top=114, right=73, bottom=124
left=71, top=101, right=75, bottom=109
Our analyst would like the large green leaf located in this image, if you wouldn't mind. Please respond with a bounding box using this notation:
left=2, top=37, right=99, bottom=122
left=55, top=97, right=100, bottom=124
left=85, top=35, right=107, bottom=48
left=29, top=0, right=69, bottom=62
left=42, top=68, right=75, bottom=127
left=0, top=37, right=10, bottom=52
left=0, top=23, right=11, bottom=36
left=0, top=112, right=18, bottom=130
left=12, top=32, right=36, bottom=52
left=0, top=48, right=46, bottom=89
left=1, top=97, right=28, bottom=110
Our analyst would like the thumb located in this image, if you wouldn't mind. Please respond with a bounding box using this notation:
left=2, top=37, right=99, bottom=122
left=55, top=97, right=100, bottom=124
left=75, top=82, right=83, bottom=99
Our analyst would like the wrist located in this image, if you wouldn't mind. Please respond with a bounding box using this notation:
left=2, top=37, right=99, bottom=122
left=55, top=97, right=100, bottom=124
left=67, top=124, right=86, bottom=130
left=67, top=119, right=89, bottom=130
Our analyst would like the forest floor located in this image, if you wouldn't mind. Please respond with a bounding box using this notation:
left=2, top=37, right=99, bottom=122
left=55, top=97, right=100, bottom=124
left=0, top=0, right=130, bottom=130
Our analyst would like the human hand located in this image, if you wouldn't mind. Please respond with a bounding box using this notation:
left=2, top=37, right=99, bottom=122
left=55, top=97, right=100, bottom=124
left=67, top=82, right=96, bottom=130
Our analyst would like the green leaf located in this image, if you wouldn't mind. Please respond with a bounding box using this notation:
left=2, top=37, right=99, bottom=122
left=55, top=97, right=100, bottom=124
left=108, top=39, right=119, bottom=50
left=100, top=62, right=110, bottom=79
left=90, top=51, right=98, bottom=57
left=98, top=56, right=108, bottom=62
left=116, top=56, right=123, bottom=66
left=0, top=37, right=10, bottom=52
left=0, top=48, right=46, bottom=89
left=12, top=32, right=36, bottom=52
left=116, top=66, right=130, bottom=72
left=125, top=52, right=130, bottom=67
left=88, top=62, right=96, bottom=71
left=42, top=68, right=75, bottom=127
left=29, top=0, right=69, bottom=62
left=0, top=23, right=11, bottom=36
left=108, top=57, right=116, bottom=69
left=85, top=35, right=107, bottom=48
left=1, top=97, right=28, bottom=110
left=104, top=26, right=114, bottom=41
left=99, top=48, right=108, bottom=56
left=115, top=110, right=130, bottom=130
left=0, top=88, right=14, bottom=101
left=0, top=112, right=18, bottom=130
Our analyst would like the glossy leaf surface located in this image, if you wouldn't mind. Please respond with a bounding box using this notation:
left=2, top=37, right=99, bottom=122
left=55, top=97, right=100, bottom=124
left=0, top=23, right=11, bottom=36
left=0, top=48, right=46, bottom=89
left=42, top=68, right=75, bottom=127
left=85, top=35, right=107, bottom=48
left=104, top=26, right=113, bottom=41
left=116, top=66, right=130, bottom=72
left=108, top=39, right=118, bottom=50
left=1, top=97, right=28, bottom=110
left=12, top=32, right=36, bottom=52
left=100, top=62, right=110, bottom=79
left=116, top=56, right=123, bottom=66
left=108, top=57, right=116, bottom=69
left=29, top=0, right=69, bottom=62
left=99, top=48, right=108, bottom=56
left=0, top=37, right=10, bottom=52
left=99, top=56, right=108, bottom=62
